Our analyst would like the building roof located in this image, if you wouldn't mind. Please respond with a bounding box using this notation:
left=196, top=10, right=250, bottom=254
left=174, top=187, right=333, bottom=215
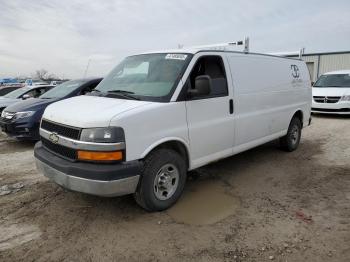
left=288, top=50, right=350, bottom=57
left=324, top=70, right=350, bottom=75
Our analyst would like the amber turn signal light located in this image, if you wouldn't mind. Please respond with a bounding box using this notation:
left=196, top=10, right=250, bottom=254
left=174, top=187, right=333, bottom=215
left=77, top=150, right=123, bottom=161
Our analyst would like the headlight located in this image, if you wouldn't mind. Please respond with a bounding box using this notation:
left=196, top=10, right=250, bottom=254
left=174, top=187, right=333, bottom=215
left=341, top=95, right=350, bottom=101
left=14, top=111, right=35, bottom=120
left=1, top=111, right=16, bottom=120
left=80, top=127, right=125, bottom=143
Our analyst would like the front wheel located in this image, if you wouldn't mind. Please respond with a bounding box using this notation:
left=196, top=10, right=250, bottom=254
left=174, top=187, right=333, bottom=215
left=280, top=117, right=302, bottom=152
left=134, top=149, right=187, bottom=211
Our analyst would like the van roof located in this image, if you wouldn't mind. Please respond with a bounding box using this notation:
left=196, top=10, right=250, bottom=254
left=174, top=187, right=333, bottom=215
left=324, top=70, right=350, bottom=75
left=138, top=48, right=302, bottom=61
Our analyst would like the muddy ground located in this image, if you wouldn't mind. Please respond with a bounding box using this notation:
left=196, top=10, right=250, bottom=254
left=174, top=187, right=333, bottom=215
left=0, top=115, right=349, bottom=262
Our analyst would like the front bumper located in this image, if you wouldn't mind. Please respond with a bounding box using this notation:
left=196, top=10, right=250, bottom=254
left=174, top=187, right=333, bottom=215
left=312, top=101, right=350, bottom=115
left=34, top=142, right=142, bottom=197
left=0, top=119, right=40, bottom=139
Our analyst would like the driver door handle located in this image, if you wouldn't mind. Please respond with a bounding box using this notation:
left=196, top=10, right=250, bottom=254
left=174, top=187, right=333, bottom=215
left=229, top=99, right=234, bottom=114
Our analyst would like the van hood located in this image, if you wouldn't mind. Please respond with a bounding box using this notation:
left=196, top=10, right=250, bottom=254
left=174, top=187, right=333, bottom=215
left=5, top=98, right=56, bottom=112
left=0, top=98, right=20, bottom=109
left=313, top=87, right=350, bottom=97
left=43, top=96, right=152, bottom=128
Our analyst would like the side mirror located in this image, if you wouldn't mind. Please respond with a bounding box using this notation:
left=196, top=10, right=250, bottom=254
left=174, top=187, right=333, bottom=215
left=188, top=75, right=211, bottom=97
left=22, top=94, right=31, bottom=100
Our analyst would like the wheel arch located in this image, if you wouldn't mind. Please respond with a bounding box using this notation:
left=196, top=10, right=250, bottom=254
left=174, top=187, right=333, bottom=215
left=141, top=138, right=191, bottom=169
left=291, top=109, right=304, bottom=127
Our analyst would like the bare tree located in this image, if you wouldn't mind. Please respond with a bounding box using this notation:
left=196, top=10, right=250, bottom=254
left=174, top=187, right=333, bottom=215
left=31, top=69, right=59, bottom=81
left=35, top=69, right=47, bottom=80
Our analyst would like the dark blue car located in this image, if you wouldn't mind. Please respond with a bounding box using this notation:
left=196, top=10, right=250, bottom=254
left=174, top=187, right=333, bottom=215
left=0, top=78, right=102, bottom=140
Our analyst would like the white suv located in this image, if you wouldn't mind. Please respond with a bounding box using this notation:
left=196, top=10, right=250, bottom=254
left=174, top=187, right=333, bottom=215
left=35, top=48, right=311, bottom=211
left=312, top=70, right=350, bottom=114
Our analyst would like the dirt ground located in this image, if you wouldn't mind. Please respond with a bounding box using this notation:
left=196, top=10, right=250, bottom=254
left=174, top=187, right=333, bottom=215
left=0, top=115, right=349, bottom=262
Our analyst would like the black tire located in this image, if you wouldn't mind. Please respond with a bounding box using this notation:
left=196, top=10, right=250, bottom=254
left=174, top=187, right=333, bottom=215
left=134, top=148, right=187, bottom=212
left=280, top=117, right=302, bottom=152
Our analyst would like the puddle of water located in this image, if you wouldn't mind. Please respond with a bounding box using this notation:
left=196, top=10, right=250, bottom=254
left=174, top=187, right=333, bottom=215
left=0, top=223, right=41, bottom=251
left=167, top=179, right=240, bottom=225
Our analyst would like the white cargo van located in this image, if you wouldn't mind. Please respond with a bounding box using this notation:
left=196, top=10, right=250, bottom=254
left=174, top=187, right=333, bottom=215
left=35, top=47, right=312, bottom=211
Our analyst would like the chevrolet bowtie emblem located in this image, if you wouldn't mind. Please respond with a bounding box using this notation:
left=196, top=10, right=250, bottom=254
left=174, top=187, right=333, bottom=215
left=49, top=132, right=59, bottom=144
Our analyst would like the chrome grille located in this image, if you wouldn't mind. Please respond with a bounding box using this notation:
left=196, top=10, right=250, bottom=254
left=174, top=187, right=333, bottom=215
left=41, top=119, right=81, bottom=140
left=41, top=137, right=77, bottom=161
left=313, top=96, right=341, bottom=103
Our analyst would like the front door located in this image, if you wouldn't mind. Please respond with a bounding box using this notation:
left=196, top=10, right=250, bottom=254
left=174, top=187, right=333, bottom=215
left=184, top=54, right=234, bottom=168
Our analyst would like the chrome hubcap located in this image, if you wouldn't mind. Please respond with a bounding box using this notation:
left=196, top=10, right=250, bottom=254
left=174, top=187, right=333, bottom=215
left=153, top=164, right=179, bottom=201
left=290, top=125, right=299, bottom=144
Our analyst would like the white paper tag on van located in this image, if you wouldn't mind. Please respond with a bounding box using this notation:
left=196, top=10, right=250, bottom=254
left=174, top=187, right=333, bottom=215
left=165, top=54, right=187, bottom=60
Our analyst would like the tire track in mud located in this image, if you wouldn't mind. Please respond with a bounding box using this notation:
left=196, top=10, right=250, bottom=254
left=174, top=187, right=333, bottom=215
left=0, top=135, right=45, bottom=254
left=0, top=224, right=41, bottom=252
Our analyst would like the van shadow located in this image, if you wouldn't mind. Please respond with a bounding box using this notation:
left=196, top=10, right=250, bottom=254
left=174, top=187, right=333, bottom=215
left=166, top=137, right=323, bottom=225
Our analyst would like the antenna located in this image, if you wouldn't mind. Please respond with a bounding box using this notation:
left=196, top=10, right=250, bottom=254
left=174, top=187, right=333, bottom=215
left=243, top=37, right=249, bottom=53
left=83, top=59, right=91, bottom=78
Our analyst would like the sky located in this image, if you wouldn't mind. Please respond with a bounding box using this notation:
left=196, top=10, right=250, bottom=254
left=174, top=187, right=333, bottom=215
left=0, top=0, right=349, bottom=79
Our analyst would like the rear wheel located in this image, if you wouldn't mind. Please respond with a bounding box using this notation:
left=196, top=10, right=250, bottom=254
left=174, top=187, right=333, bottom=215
left=280, top=117, right=302, bottom=152
left=134, top=148, right=187, bottom=211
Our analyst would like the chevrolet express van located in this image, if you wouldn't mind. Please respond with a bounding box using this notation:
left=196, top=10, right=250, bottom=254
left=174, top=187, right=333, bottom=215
left=34, top=48, right=312, bottom=211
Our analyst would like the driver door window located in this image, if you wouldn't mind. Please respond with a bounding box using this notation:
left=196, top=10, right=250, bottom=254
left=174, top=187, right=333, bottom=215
left=188, top=56, right=228, bottom=99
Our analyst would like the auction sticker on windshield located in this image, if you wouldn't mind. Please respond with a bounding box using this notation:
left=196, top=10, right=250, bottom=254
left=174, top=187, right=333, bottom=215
left=165, top=54, right=187, bottom=60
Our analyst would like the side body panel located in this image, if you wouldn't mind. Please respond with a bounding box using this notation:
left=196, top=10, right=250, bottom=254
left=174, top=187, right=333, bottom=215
left=227, top=53, right=311, bottom=153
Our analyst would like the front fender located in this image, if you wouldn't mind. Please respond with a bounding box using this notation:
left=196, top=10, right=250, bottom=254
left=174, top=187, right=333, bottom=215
left=141, top=137, right=191, bottom=160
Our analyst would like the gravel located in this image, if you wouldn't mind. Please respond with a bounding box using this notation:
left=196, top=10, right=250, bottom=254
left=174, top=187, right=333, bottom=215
left=0, top=115, right=349, bottom=261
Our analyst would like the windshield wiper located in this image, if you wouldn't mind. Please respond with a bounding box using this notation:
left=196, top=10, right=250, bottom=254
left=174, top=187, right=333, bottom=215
left=106, top=90, right=140, bottom=100
left=108, top=89, right=135, bottom=94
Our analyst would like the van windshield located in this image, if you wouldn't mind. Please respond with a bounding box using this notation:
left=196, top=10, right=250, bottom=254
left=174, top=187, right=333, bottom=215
left=95, top=53, right=192, bottom=102
left=40, top=80, right=85, bottom=99
left=314, top=74, right=350, bottom=88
